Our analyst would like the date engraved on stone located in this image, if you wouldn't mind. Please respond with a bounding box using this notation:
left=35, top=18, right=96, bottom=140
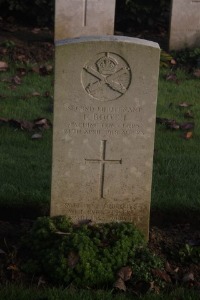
left=81, top=52, right=132, bottom=101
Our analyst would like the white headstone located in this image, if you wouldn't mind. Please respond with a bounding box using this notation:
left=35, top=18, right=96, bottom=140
left=55, top=0, right=116, bottom=40
left=51, top=36, right=160, bottom=238
left=170, top=0, right=200, bottom=50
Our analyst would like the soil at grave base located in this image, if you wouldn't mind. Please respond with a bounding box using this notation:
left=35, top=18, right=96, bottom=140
left=0, top=214, right=199, bottom=291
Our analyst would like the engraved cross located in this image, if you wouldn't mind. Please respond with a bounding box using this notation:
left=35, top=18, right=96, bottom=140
left=85, top=140, right=122, bottom=199
left=83, top=0, right=99, bottom=26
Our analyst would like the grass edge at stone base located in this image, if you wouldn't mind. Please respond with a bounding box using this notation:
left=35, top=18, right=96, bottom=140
left=0, top=284, right=199, bottom=300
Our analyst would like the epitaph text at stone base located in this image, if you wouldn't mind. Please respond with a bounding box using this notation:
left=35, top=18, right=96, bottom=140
left=51, top=36, right=160, bottom=238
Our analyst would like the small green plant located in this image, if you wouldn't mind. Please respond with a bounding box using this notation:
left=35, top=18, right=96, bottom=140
left=22, top=216, right=162, bottom=288
left=179, top=244, right=200, bottom=264
left=172, top=48, right=200, bottom=68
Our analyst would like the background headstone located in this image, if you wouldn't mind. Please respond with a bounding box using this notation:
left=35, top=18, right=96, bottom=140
left=169, top=0, right=200, bottom=50
left=55, top=0, right=116, bottom=40
left=51, top=36, right=160, bottom=238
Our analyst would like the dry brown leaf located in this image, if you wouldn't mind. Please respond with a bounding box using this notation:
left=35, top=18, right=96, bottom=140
left=183, top=131, right=193, bottom=140
left=32, top=28, right=41, bottom=34
left=184, top=110, right=194, bottom=119
left=178, top=102, right=193, bottom=108
left=7, top=264, right=19, bottom=271
left=183, top=272, right=195, bottom=283
left=117, top=266, right=132, bottom=281
left=31, top=133, right=42, bottom=139
left=152, top=269, right=171, bottom=283
left=165, top=262, right=174, bottom=274
left=32, top=92, right=41, bottom=97
left=0, top=61, right=8, bottom=71
left=193, top=69, right=200, bottom=78
left=113, top=278, right=126, bottom=291
left=170, top=59, right=177, bottom=65
left=180, top=122, right=195, bottom=131
left=12, top=75, right=21, bottom=85
left=33, top=118, right=52, bottom=129
left=67, top=251, right=79, bottom=269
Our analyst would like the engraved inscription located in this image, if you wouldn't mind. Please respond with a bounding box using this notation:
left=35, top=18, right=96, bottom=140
left=82, top=52, right=131, bottom=101
left=64, top=105, right=144, bottom=136
left=85, top=140, right=122, bottom=199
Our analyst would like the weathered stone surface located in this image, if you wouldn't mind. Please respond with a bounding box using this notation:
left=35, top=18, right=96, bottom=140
left=169, top=0, right=200, bottom=50
left=55, top=0, right=116, bottom=40
left=51, top=36, right=160, bottom=238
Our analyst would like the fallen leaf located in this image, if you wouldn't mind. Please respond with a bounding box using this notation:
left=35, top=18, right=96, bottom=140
left=0, top=117, right=8, bottom=124
left=165, top=120, right=180, bottom=130
left=12, top=75, right=21, bottom=85
left=37, top=276, right=46, bottom=287
left=39, top=64, right=53, bottom=76
left=117, top=266, right=132, bottom=281
left=152, top=269, right=171, bottom=283
left=67, top=251, right=79, bottom=269
left=113, top=278, right=126, bottom=291
left=17, top=55, right=26, bottom=62
left=31, top=133, right=42, bottom=139
left=193, top=69, right=200, bottom=78
left=183, top=131, right=193, bottom=140
left=178, top=102, right=193, bottom=108
left=9, top=119, right=33, bottom=131
left=165, top=262, right=173, bottom=274
left=184, top=110, right=194, bottom=119
left=183, top=272, right=195, bottom=283
left=33, top=118, right=52, bottom=129
left=180, top=122, right=195, bottom=131
left=170, top=59, right=177, bottom=65
left=0, top=61, right=8, bottom=71
left=31, top=65, right=40, bottom=74
left=7, top=264, right=19, bottom=271
left=32, top=28, right=41, bottom=34
left=166, top=73, right=179, bottom=84
left=32, top=92, right=41, bottom=97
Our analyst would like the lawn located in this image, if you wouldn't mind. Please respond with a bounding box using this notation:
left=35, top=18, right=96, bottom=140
left=0, top=64, right=200, bottom=217
left=0, top=46, right=200, bottom=299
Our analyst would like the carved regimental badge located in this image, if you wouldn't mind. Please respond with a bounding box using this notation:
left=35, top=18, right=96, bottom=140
left=81, top=52, right=132, bottom=101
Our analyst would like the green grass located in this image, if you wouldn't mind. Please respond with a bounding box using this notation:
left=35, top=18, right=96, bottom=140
left=0, top=66, right=200, bottom=216
left=0, top=67, right=53, bottom=215
left=152, top=69, right=200, bottom=213
left=0, top=285, right=199, bottom=300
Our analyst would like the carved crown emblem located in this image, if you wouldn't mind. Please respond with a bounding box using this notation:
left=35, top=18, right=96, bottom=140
left=96, top=56, right=118, bottom=75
